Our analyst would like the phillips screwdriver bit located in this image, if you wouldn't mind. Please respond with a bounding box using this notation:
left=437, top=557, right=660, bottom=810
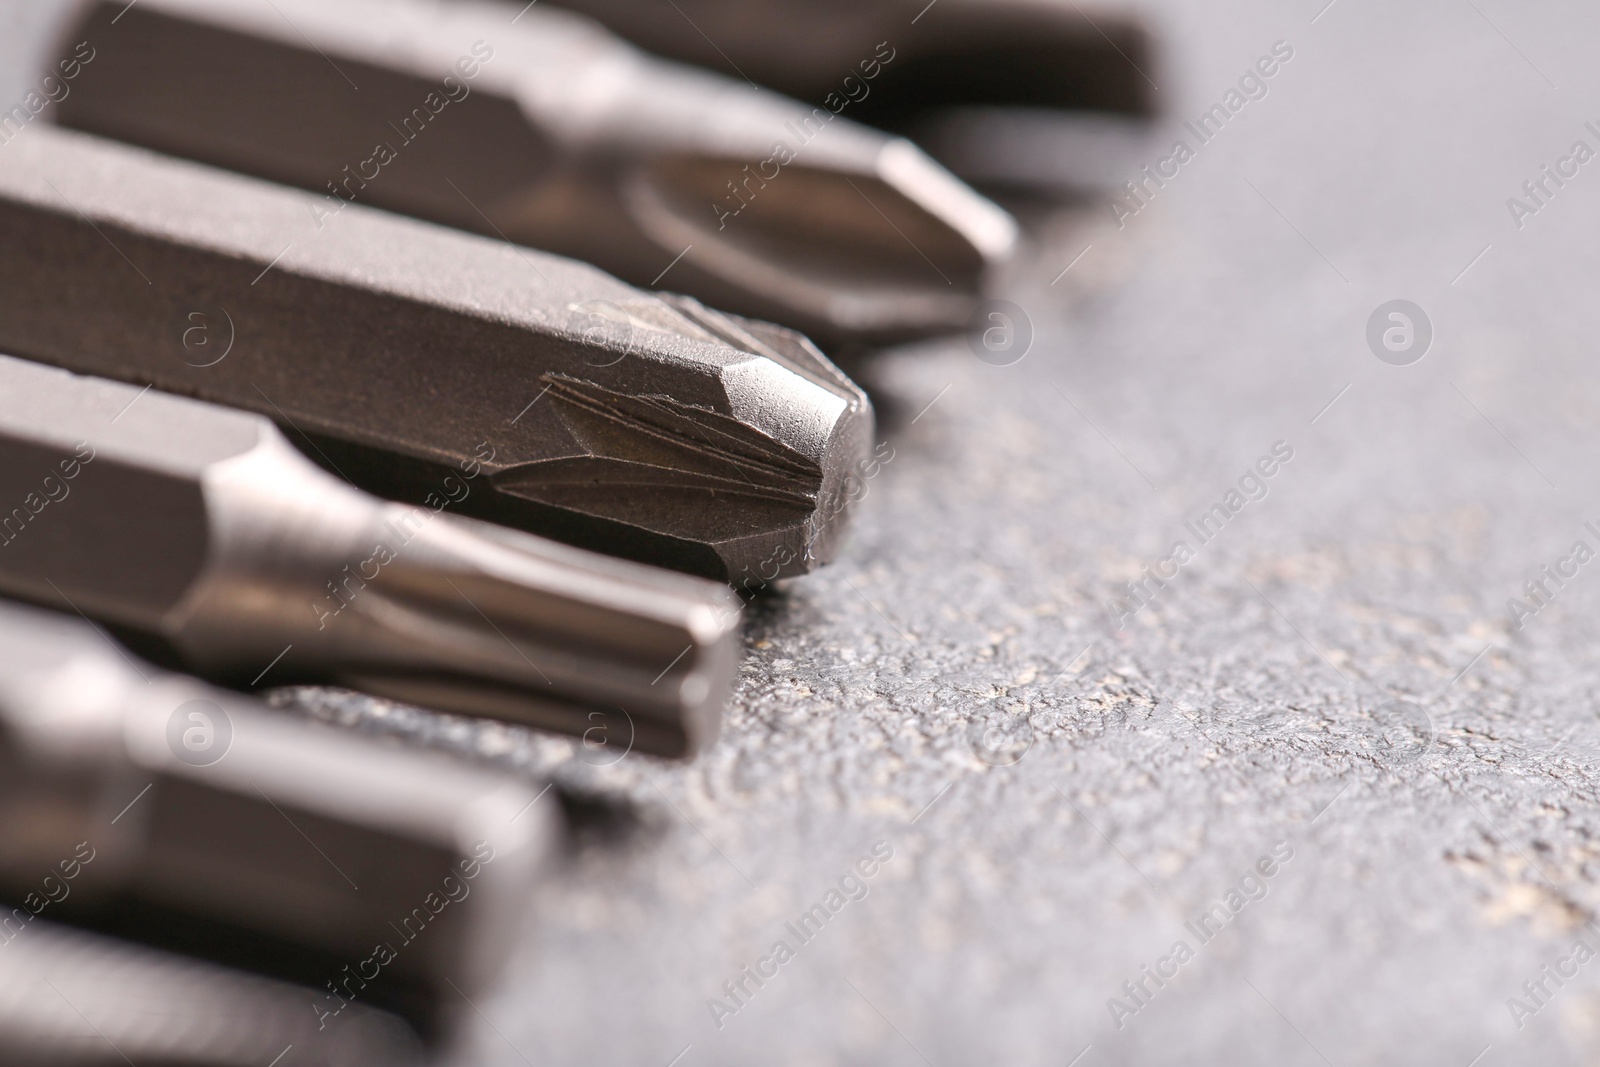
left=0, top=598, right=556, bottom=1037
left=48, top=0, right=1018, bottom=346
left=533, top=0, right=1161, bottom=191
left=0, top=124, right=874, bottom=587
left=0, top=351, right=739, bottom=757
left=0, top=919, right=424, bottom=1066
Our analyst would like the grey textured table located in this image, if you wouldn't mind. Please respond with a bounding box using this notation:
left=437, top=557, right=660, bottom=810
left=10, top=1, right=1600, bottom=1064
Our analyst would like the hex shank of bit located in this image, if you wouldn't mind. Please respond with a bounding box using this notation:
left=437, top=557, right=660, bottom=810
left=0, top=124, right=873, bottom=584
left=0, top=353, right=740, bottom=757
left=553, top=0, right=1156, bottom=109
left=514, top=0, right=1160, bottom=191
left=53, top=0, right=1016, bottom=345
left=0, top=600, right=555, bottom=1036
left=0, top=919, right=425, bottom=1066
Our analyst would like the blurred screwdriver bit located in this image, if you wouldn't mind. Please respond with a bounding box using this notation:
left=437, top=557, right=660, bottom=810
left=0, top=124, right=873, bottom=587
left=49, top=0, right=1017, bottom=346
left=0, top=351, right=739, bottom=757
left=0, top=919, right=424, bottom=1066
left=0, top=598, right=555, bottom=1037
left=535, top=0, right=1161, bottom=191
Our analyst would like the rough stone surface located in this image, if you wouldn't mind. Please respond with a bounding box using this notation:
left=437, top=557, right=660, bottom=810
left=12, top=1, right=1600, bottom=1064
left=292, top=2, right=1600, bottom=1059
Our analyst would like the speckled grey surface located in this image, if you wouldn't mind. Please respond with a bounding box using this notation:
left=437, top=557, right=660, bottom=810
left=14, top=0, right=1600, bottom=1064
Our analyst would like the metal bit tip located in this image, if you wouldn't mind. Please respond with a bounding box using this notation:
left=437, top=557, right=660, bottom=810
left=0, top=124, right=874, bottom=585
left=0, top=353, right=741, bottom=756
left=52, top=0, right=1017, bottom=343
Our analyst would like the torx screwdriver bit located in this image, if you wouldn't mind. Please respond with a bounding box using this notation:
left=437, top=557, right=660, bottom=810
left=0, top=351, right=739, bottom=757
left=0, top=919, right=424, bottom=1066
left=0, top=124, right=874, bottom=586
left=535, top=0, right=1160, bottom=191
left=0, top=598, right=555, bottom=1037
left=49, top=0, right=1017, bottom=346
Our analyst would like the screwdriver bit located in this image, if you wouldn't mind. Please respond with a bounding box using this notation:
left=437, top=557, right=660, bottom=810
left=0, top=124, right=873, bottom=587
left=0, top=919, right=424, bottom=1066
left=48, top=0, right=1017, bottom=346
left=535, top=0, right=1160, bottom=191
left=0, top=597, right=555, bottom=1037
left=0, top=351, right=739, bottom=757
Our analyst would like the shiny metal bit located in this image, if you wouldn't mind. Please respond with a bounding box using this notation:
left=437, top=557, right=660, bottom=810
left=532, top=0, right=1161, bottom=191
left=49, top=0, right=1017, bottom=345
left=0, top=124, right=874, bottom=586
left=0, top=352, right=740, bottom=757
left=0, top=919, right=424, bottom=1066
left=0, top=598, right=556, bottom=1039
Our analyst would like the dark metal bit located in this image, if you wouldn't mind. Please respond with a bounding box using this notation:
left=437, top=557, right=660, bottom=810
left=48, top=0, right=1017, bottom=346
left=0, top=599, right=557, bottom=1039
left=0, top=123, right=874, bottom=586
left=0, top=351, right=740, bottom=757
left=0, top=919, right=425, bottom=1066
left=533, top=0, right=1162, bottom=192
